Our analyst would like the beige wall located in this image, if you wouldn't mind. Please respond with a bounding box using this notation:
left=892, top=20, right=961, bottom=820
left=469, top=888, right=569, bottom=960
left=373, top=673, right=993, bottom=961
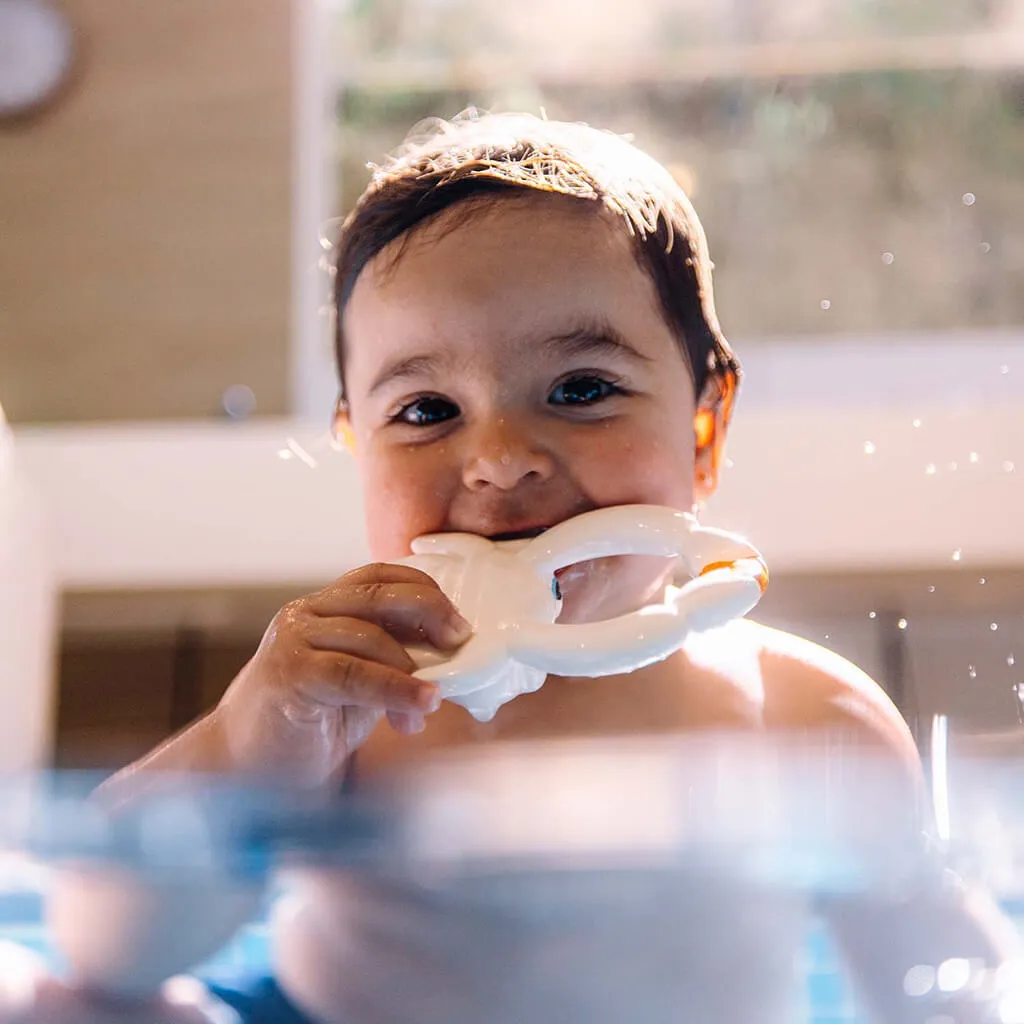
left=1, top=0, right=292, bottom=424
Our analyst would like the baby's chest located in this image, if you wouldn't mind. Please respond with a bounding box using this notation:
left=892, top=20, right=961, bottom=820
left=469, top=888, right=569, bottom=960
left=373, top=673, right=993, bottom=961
left=356, top=659, right=764, bottom=777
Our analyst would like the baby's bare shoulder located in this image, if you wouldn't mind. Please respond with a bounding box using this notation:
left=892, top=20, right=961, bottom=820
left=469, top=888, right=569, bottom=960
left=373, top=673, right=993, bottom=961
left=687, top=619, right=915, bottom=757
left=732, top=620, right=917, bottom=761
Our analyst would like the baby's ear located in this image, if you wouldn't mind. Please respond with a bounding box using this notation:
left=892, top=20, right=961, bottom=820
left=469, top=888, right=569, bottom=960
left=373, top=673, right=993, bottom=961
left=693, top=374, right=733, bottom=502
left=332, top=398, right=357, bottom=455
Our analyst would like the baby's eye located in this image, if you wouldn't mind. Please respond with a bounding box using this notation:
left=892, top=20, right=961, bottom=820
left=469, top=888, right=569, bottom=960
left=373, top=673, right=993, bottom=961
left=393, top=395, right=459, bottom=426
left=549, top=375, right=624, bottom=406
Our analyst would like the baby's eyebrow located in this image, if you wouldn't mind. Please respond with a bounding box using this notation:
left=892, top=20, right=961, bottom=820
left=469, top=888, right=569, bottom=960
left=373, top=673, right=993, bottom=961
left=367, top=320, right=650, bottom=397
left=367, top=353, right=444, bottom=397
left=540, top=320, right=653, bottom=365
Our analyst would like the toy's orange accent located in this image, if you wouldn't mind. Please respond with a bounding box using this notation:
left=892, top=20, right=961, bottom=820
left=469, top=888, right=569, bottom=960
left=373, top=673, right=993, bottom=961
left=700, top=556, right=769, bottom=594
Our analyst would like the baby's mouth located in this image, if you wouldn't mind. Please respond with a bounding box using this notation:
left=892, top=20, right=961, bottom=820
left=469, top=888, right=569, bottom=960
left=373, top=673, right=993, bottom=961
left=486, top=526, right=550, bottom=543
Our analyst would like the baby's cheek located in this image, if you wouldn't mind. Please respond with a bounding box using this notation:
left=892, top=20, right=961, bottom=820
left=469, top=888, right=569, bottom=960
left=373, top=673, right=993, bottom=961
left=360, top=465, right=440, bottom=561
left=585, top=430, right=696, bottom=510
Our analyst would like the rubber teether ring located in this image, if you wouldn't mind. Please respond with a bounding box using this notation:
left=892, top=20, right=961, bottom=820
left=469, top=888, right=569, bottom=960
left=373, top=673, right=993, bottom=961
left=700, top=557, right=769, bottom=594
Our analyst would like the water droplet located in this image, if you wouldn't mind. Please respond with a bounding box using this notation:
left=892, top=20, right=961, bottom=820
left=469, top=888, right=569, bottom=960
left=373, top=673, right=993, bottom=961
left=824, top=633, right=831, bottom=640
left=221, top=384, right=257, bottom=420
left=1004, top=461, right=1016, bottom=473
left=1009, top=655, right=1017, bottom=667
left=969, top=665, right=977, bottom=680
left=979, top=241, right=991, bottom=253
left=962, top=192, right=976, bottom=206
left=282, top=438, right=318, bottom=469
left=903, top=964, right=936, bottom=997
left=912, top=418, right=922, bottom=428
left=952, top=549, right=962, bottom=562
left=1001, top=365, right=1011, bottom=375
left=948, top=461, right=958, bottom=472
left=863, top=440, right=876, bottom=455
left=881, top=251, right=895, bottom=265
left=868, top=611, right=877, bottom=620
left=937, top=957, right=971, bottom=993
left=928, top=585, right=937, bottom=593
left=898, top=618, right=909, bottom=631
left=979, top=577, right=987, bottom=585
left=820, top=299, right=831, bottom=310
left=991, top=622, right=1000, bottom=631
left=925, top=463, right=938, bottom=476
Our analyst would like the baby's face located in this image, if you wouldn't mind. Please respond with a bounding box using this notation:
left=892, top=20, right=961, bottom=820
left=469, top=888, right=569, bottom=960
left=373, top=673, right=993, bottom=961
left=342, top=194, right=706, bottom=622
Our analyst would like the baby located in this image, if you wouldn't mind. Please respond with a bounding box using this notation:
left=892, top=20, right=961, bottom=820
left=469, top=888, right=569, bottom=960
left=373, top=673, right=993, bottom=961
left=8, top=113, right=1017, bottom=1024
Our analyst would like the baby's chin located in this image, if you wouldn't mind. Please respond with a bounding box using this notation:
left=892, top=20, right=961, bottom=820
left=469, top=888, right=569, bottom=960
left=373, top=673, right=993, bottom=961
left=554, top=554, right=677, bottom=625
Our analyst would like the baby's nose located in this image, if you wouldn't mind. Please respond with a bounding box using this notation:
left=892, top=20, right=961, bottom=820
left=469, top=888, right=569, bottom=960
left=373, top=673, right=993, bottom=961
left=460, top=419, right=555, bottom=492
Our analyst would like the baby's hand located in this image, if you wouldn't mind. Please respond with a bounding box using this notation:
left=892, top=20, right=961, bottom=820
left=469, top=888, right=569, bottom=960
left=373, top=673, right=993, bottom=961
left=215, top=564, right=472, bottom=790
left=0, top=947, right=232, bottom=1024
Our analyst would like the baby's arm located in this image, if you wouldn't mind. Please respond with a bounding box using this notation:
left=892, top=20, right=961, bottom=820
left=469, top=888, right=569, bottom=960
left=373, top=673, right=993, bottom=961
left=37, top=565, right=468, bottom=1010
left=759, top=628, right=1019, bottom=1023
left=0, top=942, right=225, bottom=1024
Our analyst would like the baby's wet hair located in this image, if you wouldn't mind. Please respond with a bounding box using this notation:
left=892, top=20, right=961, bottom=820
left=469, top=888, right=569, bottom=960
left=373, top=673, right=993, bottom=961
left=333, top=110, right=740, bottom=421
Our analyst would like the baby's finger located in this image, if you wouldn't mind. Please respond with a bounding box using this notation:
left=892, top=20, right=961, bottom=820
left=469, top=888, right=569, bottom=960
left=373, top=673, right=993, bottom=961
left=387, top=710, right=428, bottom=735
left=340, top=562, right=441, bottom=588
left=303, top=616, right=417, bottom=673
left=296, top=651, right=441, bottom=715
left=309, top=581, right=471, bottom=650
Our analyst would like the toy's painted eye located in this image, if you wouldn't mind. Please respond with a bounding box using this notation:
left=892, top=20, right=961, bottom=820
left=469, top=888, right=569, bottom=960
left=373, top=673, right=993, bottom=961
left=552, top=577, right=562, bottom=600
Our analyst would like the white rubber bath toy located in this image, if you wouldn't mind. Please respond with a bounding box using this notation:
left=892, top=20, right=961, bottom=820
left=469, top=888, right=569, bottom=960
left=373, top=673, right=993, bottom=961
left=398, top=505, right=767, bottom=722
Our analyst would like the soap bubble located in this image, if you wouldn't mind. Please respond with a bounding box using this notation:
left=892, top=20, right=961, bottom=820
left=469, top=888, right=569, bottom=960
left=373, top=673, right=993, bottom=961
left=980, top=241, right=991, bottom=253
left=979, top=577, right=987, bottom=585
left=868, top=611, right=877, bottom=620
left=1010, top=655, right=1017, bottom=668
left=928, top=585, right=937, bottom=593
left=969, top=665, right=978, bottom=680
left=992, top=623, right=1000, bottom=632
left=962, top=192, right=976, bottom=206
left=926, top=463, right=938, bottom=476
left=913, top=418, right=922, bottom=428
left=952, top=549, right=962, bottom=562
left=820, top=299, right=831, bottom=310
left=277, top=448, right=293, bottom=460
left=897, top=618, right=909, bottom=631
left=969, top=452, right=980, bottom=464
left=863, top=441, right=876, bottom=455
left=1004, top=461, right=1016, bottom=473
left=881, top=251, right=895, bottom=265
left=1001, top=365, right=1010, bottom=375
